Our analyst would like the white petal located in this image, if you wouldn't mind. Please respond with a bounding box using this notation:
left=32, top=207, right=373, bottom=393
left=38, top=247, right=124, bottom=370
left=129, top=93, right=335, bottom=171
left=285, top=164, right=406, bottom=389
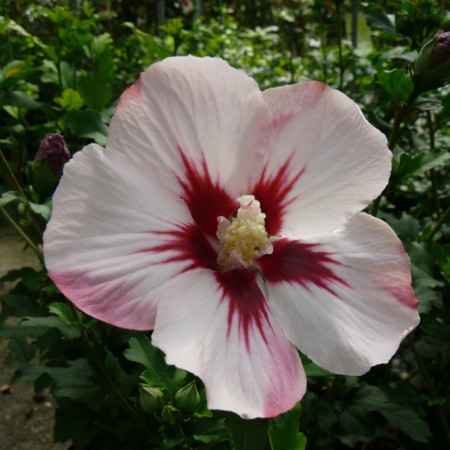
left=44, top=144, right=206, bottom=330
left=152, top=269, right=305, bottom=418
left=108, top=56, right=267, bottom=198
left=258, top=82, right=391, bottom=238
left=259, top=213, right=419, bottom=375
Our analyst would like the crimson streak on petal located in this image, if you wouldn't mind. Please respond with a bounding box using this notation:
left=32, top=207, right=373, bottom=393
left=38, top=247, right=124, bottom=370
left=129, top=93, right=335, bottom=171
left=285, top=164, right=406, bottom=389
left=252, top=158, right=306, bottom=236
left=140, top=224, right=218, bottom=272
left=216, top=270, right=271, bottom=352
left=175, top=145, right=237, bottom=237
left=259, top=239, right=348, bottom=294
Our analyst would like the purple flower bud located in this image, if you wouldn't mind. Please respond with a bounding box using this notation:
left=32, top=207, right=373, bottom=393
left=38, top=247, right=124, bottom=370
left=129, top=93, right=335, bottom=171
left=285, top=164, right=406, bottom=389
left=33, top=133, right=70, bottom=197
left=36, top=133, right=70, bottom=177
left=413, top=30, right=450, bottom=93
left=429, top=30, right=450, bottom=71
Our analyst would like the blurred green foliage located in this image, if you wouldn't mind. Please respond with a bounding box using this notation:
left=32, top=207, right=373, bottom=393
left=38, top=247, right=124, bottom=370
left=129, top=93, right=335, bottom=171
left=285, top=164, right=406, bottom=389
left=0, top=1, right=449, bottom=449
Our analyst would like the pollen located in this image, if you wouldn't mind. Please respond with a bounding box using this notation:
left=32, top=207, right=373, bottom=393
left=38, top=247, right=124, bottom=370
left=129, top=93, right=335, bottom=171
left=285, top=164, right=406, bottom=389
left=216, top=195, right=273, bottom=269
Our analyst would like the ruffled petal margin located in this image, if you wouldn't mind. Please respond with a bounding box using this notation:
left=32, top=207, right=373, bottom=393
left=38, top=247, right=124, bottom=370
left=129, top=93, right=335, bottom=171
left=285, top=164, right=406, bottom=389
left=258, top=213, right=419, bottom=375
left=258, top=82, right=391, bottom=238
left=108, top=56, right=268, bottom=200
left=152, top=269, right=306, bottom=419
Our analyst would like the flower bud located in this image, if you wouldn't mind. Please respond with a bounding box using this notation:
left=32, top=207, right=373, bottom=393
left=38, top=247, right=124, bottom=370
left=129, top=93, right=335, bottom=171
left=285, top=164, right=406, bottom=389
left=139, top=384, right=166, bottom=414
left=174, top=380, right=201, bottom=413
left=413, top=30, right=450, bottom=93
left=161, top=404, right=182, bottom=425
left=32, top=133, right=70, bottom=197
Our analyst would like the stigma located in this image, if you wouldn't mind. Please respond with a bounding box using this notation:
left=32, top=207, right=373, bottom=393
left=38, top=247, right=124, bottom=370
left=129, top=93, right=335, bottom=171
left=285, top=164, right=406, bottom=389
left=216, top=195, right=273, bottom=270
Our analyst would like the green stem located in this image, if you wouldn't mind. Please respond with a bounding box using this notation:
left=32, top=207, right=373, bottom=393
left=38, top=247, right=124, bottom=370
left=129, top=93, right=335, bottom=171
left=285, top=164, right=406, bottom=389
left=321, top=33, right=327, bottom=84
left=408, top=335, right=450, bottom=445
left=387, top=103, right=405, bottom=150
left=335, top=0, right=344, bottom=91
left=0, top=207, right=43, bottom=265
left=306, top=376, right=341, bottom=448
left=54, top=19, right=64, bottom=94
left=371, top=87, right=420, bottom=217
left=427, top=205, right=450, bottom=240
left=370, top=104, right=404, bottom=216
left=0, top=147, right=44, bottom=242
left=66, top=302, right=153, bottom=439
left=426, top=111, right=441, bottom=215
left=0, top=147, right=26, bottom=198
left=266, top=433, right=274, bottom=450
left=407, top=335, right=433, bottom=392
left=289, top=53, right=295, bottom=84
left=6, top=22, right=14, bottom=60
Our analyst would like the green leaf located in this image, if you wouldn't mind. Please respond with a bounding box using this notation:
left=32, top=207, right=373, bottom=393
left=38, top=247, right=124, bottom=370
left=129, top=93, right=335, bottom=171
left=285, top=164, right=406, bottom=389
left=269, top=403, right=306, bottom=450
left=63, top=109, right=108, bottom=145
left=124, top=334, right=186, bottom=396
left=0, top=191, right=23, bottom=207
left=54, top=399, right=96, bottom=449
left=378, top=69, right=414, bottom=103
left=77, top=33, right=114, bottom=111
left=78, top=72, right=113, bottom=112
left=337, top=405, right=382, bottom=447
left=364, top=6, right=397, bottom=35
left=0, top=91, right=41, bottom=110
left=191, top=416, right=229, bottom=445
left=122, top=22, right=172, bottom=60
left=303, top=360, right=334, bottom=378
left=48, top=302, right=76, bottom=324
left=29, top=200, right=52, bottom=221
left=405, top=241, right=444, bottom=313
left=0, top=316, right=81, bottom=340
left=40, top=60, right=77, bottom=89
left=380, top=47, right=418, bottom=63
left=15, top=359, right=102, bottom=402
left=124, top=334, right=161, bottom=368
left=352, top=385, right=432, bottom=444
left=54, top=88, right=84, bottom=110
left=381, top=213, right=420, bottom=241
left=1, top=267, right=43, bottom=292
left=394, top=148, right=450, bottom=180
left=225, top=413, right=269, bottom=450
left=0, top=294, right=43, bottom=319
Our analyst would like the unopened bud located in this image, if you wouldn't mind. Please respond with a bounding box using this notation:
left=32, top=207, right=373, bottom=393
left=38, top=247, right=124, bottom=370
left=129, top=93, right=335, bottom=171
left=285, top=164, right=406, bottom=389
left=175, top=381, right=200, bottom=413
left=139, top=384, right=166, bottom=414
left=429, top=30, right=450, bottom=70
left=161, top=404, right=182, bottom=425
left=32, top=133, right=70, bottom=197
left=413, top=30, right=450, bottom=92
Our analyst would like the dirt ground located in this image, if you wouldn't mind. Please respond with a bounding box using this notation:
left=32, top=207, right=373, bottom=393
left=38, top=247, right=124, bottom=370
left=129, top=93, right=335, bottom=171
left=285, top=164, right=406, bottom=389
left=0, top=226, right=71, bottom=450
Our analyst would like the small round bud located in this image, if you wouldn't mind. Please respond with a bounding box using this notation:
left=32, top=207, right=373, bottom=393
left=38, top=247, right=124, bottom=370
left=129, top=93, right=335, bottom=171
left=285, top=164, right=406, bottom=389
left=161, top=404, right=182, bottom=425
left=174, top=380, right=201, bottom=413
left=413, top=30, right=450, bottom=93
left=429, top=30, right=450, bottom=71
left=139, top=384, right=166, bottom=414
left=32, top=133, right=70, bottom=197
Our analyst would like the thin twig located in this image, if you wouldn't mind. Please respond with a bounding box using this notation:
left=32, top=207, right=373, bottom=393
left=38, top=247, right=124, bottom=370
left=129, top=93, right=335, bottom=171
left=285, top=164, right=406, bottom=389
left=427, top=205, right=450, bottom=240
left=408, top=335, right=450, bottom=445
left=66, top=302, right=153, bottom=439
left=0, top=148, right=27, bottom=198
left=336, top=0, right=344, bottom=91
left=1, top=207, right=43, bottom=265
left=371, top=87, right=420, bottom=217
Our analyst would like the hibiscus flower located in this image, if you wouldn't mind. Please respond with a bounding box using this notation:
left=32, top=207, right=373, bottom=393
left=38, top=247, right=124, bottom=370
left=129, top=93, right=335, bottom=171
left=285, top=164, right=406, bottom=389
left=44, top=56, right=420, bottom=419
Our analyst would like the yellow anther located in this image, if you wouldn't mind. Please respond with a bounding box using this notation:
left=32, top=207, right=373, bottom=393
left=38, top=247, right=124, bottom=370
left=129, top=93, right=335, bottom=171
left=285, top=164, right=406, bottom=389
left=217, top=195, right=272, bottom=269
